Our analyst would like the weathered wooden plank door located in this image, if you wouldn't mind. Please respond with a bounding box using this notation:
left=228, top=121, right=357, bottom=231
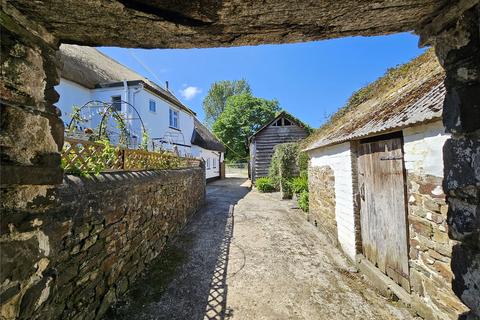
left=357, top=135, right=410, bottom=291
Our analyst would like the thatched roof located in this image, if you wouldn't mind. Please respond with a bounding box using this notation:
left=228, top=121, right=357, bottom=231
left=191, top=118, right=226, bottom=152
left=59, top=44, right=195, bottom=115
left=304, top=49, right=445, bottom=151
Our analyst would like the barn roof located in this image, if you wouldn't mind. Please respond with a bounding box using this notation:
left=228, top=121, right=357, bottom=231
left=304, top=49, right=445, bottom=151
left=249, top=111, right=309, bottom=142
left=59, top=44, right=195, bottom=115
left=191, top=118, right=226, bottom=152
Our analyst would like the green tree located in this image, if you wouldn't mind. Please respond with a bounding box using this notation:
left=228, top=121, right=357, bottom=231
left=212, top=93, right=280, bottom=162
left=203, top=79, right=251, bottom=126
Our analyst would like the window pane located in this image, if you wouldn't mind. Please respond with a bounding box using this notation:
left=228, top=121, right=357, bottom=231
left=149, top=100, right=156, bottom=112
left=170, top=109, right=179, bottom=128
left=112, top=96, right=121, bottom=111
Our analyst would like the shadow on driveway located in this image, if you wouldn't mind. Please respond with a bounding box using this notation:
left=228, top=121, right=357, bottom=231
left=105, top=178, right=250, bottom=320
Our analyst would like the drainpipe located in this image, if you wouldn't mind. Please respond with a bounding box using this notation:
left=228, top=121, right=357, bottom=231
left=122, top=79, right=129, bottom=107
left=132, top=84, right=142, bottom=107
left=131, top=84, right=143, bottom=148
left=122, top=80, right=130, bottom=143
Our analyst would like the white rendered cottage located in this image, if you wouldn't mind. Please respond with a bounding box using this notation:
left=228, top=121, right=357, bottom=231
left=191, top=118, right=226, bottom=181
left=56, top=44, right=224, bottom=180
left=304, top=51, right=468, bottom=319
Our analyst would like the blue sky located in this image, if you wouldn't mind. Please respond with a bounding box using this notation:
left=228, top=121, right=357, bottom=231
left=99, top=32, right=426, bottom=128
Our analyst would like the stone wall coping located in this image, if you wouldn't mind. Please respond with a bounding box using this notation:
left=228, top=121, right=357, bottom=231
left=59, top=167, right=203, bottom=194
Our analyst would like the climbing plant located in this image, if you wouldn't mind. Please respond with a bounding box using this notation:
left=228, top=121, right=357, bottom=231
left=269, top=142, right=309, bottom=203
left=269, top=143, right=300, bottom=188
left=66, top=100, right=148, bottom=149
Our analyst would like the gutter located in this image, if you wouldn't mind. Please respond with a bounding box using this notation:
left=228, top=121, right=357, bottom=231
left=95, top=80, right=196, bottom=116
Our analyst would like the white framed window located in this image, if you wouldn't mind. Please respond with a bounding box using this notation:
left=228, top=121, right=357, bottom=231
left=149, top=100, right=156, bottom=112
left=169, top=108, right=179, bottom=129
left=213, top=158, right=217, bottom=168
left=206, top=158, right=211, bottom=169
left=111, top=95, right=122, bottom=111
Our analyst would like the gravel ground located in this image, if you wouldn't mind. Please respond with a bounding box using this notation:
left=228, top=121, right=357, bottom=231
left=106, top=178, right=418, bottom=320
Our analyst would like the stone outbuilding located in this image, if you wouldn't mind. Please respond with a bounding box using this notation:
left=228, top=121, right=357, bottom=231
left=304, top=51, right=469, bottom=319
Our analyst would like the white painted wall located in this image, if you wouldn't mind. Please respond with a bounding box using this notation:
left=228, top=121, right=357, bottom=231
left=192, top=146, right=223, bottom=179
left=56, top=79, right=92, bottom=126
left=308, top=142, right=357, bottom=260
left=56, top=79, right=195, bottom=156
left=307, top=121, right=449, bottom=261
left=403, top=121, right=449, bottom=178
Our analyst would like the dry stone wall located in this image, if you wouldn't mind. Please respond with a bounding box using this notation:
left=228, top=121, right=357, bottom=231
left=308, top=165, right=337, bottom=245
left=0, top=168, right=205, bottom=320
left=407, top=173, right=469, bottom=319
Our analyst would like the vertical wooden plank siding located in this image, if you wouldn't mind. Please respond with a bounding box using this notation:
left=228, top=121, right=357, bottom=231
left=358, top=136, right=410, bottom=291
left=252, top=121, right=308, bottom=181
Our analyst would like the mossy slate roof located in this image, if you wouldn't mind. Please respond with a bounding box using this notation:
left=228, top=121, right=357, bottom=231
left=304, top=50, right=445, bottom=151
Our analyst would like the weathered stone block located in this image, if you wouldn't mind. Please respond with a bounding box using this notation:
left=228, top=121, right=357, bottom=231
left=0, top=167, right=205, bottom=319
left=409, top=215, right=433, bottom=238
left=0, top=238, right=41, bottom=283
left=308, top=165, right=337, bottom=245
left=447, top=197, right=480, bottom=242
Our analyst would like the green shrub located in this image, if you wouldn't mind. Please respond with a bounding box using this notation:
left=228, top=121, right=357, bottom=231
left=298, top=152, right=309, bottom=172
left=298, top=190, right=309, bottom=212
left=281, top=178, right=293, bottom=199
left=269, top=143, right=298, bottom=184
left=256, top=177, right=276, bottom=193
left=291, top=172, right=308, bottom=194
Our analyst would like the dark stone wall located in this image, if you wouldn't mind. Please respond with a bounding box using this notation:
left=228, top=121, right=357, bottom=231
left=1, top=3, right=64, bottom=186
left=420, top=5, right=480, bottom=318
left=6, top=0, right=447, bottom=49
left=0, top=168, right=205, bottom=320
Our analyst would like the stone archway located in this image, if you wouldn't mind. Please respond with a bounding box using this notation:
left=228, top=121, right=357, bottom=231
left=1, top=1, right=478, bottom=318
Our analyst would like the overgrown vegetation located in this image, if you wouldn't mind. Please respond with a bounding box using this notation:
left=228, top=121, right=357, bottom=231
left=269, top=143, right=299, bottom=190
left=302, top=48, right=440, bottom=149
left=267, top=142, right=310, bottom=211
left=212, top=93, right=280, bottom=162
left=203, top=79, right=251, bottom=127
left=297, top=190, right=309, bottom=212
left=255, top=177, right=276, bottom=193
left=63, top=103, right=184, bottom=176
left=291, top=172, right=308, bottom=195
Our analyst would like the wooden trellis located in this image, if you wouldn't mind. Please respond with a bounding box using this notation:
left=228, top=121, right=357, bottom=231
left=62, top=138, right=201, bottom=174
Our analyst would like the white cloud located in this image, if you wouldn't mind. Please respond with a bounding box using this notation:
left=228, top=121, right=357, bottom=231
left=179, top=86, right=201, bottom=100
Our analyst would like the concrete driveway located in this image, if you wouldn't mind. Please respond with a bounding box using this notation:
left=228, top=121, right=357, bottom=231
left=105, top=178, right=417, bottom=320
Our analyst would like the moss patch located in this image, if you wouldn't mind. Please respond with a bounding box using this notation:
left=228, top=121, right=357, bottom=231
left=105, top=233, right=194, bottom=319
left=302, top=48, right=442, bottom=149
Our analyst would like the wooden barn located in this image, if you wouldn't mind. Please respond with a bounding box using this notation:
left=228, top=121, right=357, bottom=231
left=249, top=112, right=309, bottom=182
